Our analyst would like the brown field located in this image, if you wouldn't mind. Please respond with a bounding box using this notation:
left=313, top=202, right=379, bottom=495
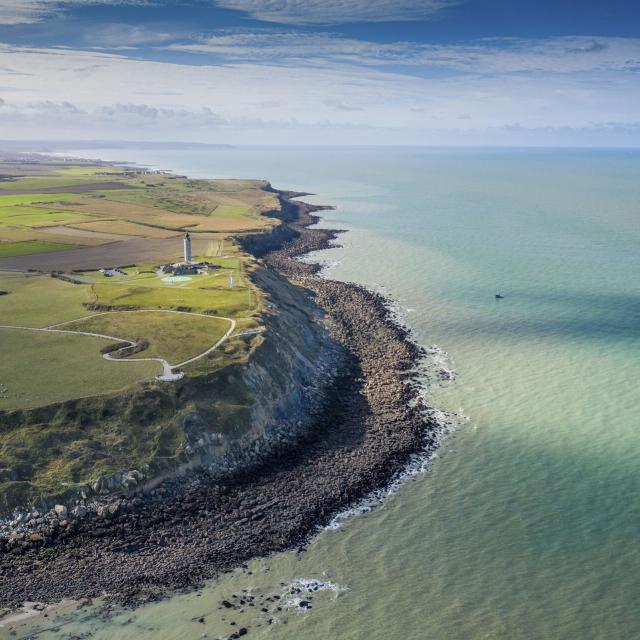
left=0, top=161, right=281, bottom=268
left=70, top=220, right=181, bottom=238
left=33, top=196, right=199, bottom=228
left=0, top=226, right=113, bottom=246
left=195, top=187, right=279, bottom=210
left=0, top=234, right=221, bottom=271
left=41, top=195, right=275, bottom=233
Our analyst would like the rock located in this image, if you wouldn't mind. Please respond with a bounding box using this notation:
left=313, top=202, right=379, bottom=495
left=96, top=505, right=109, bottom=519
left=72, top=505, right=87, bottom=519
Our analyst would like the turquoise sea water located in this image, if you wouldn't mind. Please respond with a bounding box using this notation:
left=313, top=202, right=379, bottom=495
left=6, top=148, right=640, bottom=639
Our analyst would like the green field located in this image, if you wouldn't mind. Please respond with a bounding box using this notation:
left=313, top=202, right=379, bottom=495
left=0, top=240, right=79, bottom=257
left=0, top=329, right=159, bottom=411
left=91, top=281, right=254, bottom=315
left=0, top=193, right=83, bottom=207
left=0, top=273, right=94, bottom=327
left=62, top=311, right=231, bottom=364
left=0, top=266, right=259, bottom=410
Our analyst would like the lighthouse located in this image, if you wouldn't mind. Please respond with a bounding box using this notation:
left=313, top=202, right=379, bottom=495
left=183, top=232, right=192, bottom=263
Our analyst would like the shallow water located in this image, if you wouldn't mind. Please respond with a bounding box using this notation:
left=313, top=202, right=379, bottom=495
left=5, top=147, right=640, bottom=639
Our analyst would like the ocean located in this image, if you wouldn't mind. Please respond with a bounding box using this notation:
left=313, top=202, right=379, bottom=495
left=7, top=147, right=640, bottom=639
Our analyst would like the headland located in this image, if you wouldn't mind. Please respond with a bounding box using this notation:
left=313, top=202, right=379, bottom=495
left=0, top=158, right=442, bottom=610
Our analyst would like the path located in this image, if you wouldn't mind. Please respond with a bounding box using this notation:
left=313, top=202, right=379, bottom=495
left=0, top=309, right=237, bottom=382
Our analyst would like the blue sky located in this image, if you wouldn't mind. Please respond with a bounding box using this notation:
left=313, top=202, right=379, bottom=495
left=0, top=0, right=638, bottom=145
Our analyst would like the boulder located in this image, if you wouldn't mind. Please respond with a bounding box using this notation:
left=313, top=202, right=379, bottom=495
left=72, top=505, right=87, bottom=519
left=54, top=504, right=68, bottom=518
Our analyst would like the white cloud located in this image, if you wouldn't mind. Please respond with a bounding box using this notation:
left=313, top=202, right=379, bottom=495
left=0, top=0, right=147, bottom=25
left=0, top=43, right=638, bottom=145
left=171, top=32, right=640, bottom=74
left=85, top=24, right=176, bottom=47
left=214, top=0, right=454, bottom=25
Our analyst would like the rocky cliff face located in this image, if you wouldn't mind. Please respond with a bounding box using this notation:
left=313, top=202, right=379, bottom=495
left=175, top=266, right=344, bottom=481
left=0, top=265, right=343, bottom=518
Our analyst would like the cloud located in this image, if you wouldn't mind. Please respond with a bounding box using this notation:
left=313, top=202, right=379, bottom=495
left=324, top=97, right=363, bottom=111
left=0, top=97, right=225, bottom=129
left=171, top=32, right=640, bottom=74
left=213, top=0, right=455, bottom=25
left=0, top=43, right=638, bottom=145
left=84, top=24, right=177, bottom=47
left=0, top=0, right=147, bottom=26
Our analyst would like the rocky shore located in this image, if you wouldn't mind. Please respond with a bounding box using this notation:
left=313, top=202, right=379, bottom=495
left=0, top=190, right=442, bottom=609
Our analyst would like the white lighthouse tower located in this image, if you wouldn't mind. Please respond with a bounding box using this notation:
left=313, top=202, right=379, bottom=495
left=183, top=232, right=192, bottom=264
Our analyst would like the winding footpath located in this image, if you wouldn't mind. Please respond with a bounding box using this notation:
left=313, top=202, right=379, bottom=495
left=0, top=309, right=236, bottom=381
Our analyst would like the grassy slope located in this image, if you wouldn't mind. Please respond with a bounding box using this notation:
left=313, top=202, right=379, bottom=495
left=91, top=282, right=254, bottom=316
left=62, top=311, right=230, bottom=364
left=0, top=330, right=159, bottom=411
left=0, top=273, right=94, bottom=327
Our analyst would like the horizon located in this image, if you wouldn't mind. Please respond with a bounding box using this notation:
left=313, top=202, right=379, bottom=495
left=3, top=140, right=640, bottom=151
left=1, top=0, right=638, bottom=147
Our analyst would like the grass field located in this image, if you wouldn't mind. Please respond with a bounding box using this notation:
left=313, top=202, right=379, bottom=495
left=91, top=281, right=254, bottom=315
left=0, top=240, right=79, bottom=257
left=0, top=261, right=260, bottom=409
left=62, top=311, right=230, bottom=364
left=0, top=193, right=83, bottom=207
left=0, top=273, right=94, bottom=327
left=71, top=219, right=180, bottom=238
left=0, top=329, right=159, bottom=411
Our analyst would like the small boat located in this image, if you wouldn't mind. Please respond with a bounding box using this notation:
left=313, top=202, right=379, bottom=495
left=495, top=293, right=505, bottom=299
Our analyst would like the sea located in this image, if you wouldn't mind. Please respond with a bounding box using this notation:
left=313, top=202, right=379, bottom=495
left=5, top=147, right=640, bottom=639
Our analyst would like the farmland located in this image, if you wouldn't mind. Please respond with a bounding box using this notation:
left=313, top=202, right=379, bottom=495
left=0, top=240, right=79, bottom=257
left=0, top=160, right=274, bottom=411
left=0, top=161, right=280, bottom=258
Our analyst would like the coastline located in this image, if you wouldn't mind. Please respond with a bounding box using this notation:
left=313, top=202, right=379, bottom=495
left=0, top=188, right=444, bottom=609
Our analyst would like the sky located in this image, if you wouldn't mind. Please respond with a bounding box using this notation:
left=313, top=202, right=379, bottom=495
left=0, top=0, right=638, bottom=145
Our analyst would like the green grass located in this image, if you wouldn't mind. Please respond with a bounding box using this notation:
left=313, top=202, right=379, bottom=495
left=91, top=282, right=254, bottom=316
left=0, top=193, right=82, bottom=206
left=0, top=205, right=91, bottom=228
left=212, top=204, right=252, bottom=218
left=0, top=193, right=88, bottom=230
left=97, top=187, right=213, bottom=216
left=0, top=329, right=159, bottom=411
left=0, top=240, right=79, bottom=257
left=62, top=311, right=231, bottom=364
left=0, top=273, right=95, bottom=327
left=0, top=164, right=132, bottom=186
left=0, top=386, right=184, bottom=506
left=54, top=165, right=121, bottom=177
